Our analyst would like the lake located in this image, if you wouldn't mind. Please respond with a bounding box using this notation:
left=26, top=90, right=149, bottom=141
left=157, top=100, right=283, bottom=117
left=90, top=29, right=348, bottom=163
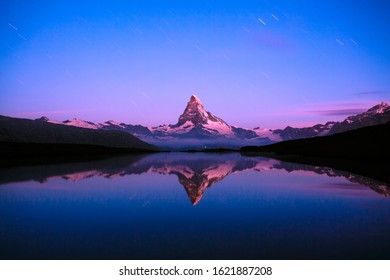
left=0, top=152, right=389, bottom=259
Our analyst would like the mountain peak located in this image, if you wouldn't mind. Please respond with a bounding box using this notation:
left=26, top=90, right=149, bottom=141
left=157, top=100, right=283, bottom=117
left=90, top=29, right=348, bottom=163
left=176, top=95, right=209, bottom=126
left=366, top=101, right=389, bottom=114
left=173, top=95, right=231, bottom=130
left=377, top=101, right=389, bottom=109
left=190, top=94, right=201, bottom=102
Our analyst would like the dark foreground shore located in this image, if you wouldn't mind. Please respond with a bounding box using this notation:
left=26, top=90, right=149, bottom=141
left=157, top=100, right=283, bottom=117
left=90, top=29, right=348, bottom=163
left=0, top=141, right=157, bottom=167
left=240, top=122, right=390, bottom=184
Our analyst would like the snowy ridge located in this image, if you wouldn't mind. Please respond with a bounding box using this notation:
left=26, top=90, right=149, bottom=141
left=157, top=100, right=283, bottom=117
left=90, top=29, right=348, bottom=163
left=62, top=118, right=101, bottom=129
left=45, top=118, right=101, bottom=129
left=253, top=127, right=282, bottom=142
left=101, top=120, right=126, bottom=128
left=204, top=118, right=235, bottom=136
left=328, top=101, right=390, bottom=135
left=367, top=101, right=389, bottom=114
left=346, top=101, right=389, bottom=121
left=267, top=102, right=389, bottom=141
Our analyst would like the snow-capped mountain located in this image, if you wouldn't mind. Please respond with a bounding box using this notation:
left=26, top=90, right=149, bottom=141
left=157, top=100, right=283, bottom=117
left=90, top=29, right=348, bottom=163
left=252, top=127, right=283, bottom=142
left=62, top=118, right=101, bottom=129
left=151, top=95, right=256, bottom=139
left=101, top=121, right=153, bottom=137
left=36, top=98, right=390, bottom=148
left=255, top=102, right=390, bottom=141
left=268, top=122, right=337, bottom=141
left=38, top=117, right=154, bottom=137
left=37, top=116, right=101, bottom=129
left=39, top=95, right=259, bottom=144
left=328, top=101, right=390, bottom=135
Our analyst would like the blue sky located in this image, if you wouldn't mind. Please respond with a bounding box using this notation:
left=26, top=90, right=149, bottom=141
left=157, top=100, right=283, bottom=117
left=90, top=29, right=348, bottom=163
left=1, top=0, right=389, bottom=128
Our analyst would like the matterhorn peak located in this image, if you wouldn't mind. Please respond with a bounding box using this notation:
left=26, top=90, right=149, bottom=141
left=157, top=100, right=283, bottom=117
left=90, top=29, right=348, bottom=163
left=174, top=95, right=231, bottom=128
left=176, top=95, right=209, bottom=126
left=190, top=94, right=201, bottom=102
left=188, top=95, right=204, bottom=108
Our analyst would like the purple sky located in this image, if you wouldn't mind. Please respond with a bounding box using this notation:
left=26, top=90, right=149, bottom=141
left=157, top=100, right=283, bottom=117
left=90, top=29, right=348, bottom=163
left=1, top=1, right=389, bottom=129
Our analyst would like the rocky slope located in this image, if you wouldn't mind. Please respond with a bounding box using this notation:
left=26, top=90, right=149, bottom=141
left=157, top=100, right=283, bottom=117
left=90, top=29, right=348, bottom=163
left=0, top=115, right=157, bottom=151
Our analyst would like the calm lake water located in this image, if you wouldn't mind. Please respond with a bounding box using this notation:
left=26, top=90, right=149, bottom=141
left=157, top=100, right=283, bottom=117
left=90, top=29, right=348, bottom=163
left=0, top=153, right=389, bottom=259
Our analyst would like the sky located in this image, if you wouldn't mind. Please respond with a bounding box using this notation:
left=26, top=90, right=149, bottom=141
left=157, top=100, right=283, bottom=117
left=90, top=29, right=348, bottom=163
left=1, top=0, right=389, bottom=129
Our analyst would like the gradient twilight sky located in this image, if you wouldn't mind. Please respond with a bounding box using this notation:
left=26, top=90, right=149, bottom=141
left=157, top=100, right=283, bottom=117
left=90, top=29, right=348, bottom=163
left=1, top=0, right=389, bottom=129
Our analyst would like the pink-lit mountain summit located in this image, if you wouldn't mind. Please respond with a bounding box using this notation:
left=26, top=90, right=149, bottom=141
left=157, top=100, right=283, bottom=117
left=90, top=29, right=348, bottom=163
left=177, top=95, right=228, bottom=126
left=151, top=95, right=251, bottom=139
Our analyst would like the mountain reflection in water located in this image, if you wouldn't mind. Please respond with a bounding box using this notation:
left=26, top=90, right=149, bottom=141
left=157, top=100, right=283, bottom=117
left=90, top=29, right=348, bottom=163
left=1, top=153, right=388, bottom=204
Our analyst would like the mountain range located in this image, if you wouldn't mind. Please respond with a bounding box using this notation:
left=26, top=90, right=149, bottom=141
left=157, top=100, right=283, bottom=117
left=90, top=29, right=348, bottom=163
left=268, top=101, right=390, bottom=140
left=34, top=95, right=389, bottom=149
left=0, top=115, right=157, bottom=155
